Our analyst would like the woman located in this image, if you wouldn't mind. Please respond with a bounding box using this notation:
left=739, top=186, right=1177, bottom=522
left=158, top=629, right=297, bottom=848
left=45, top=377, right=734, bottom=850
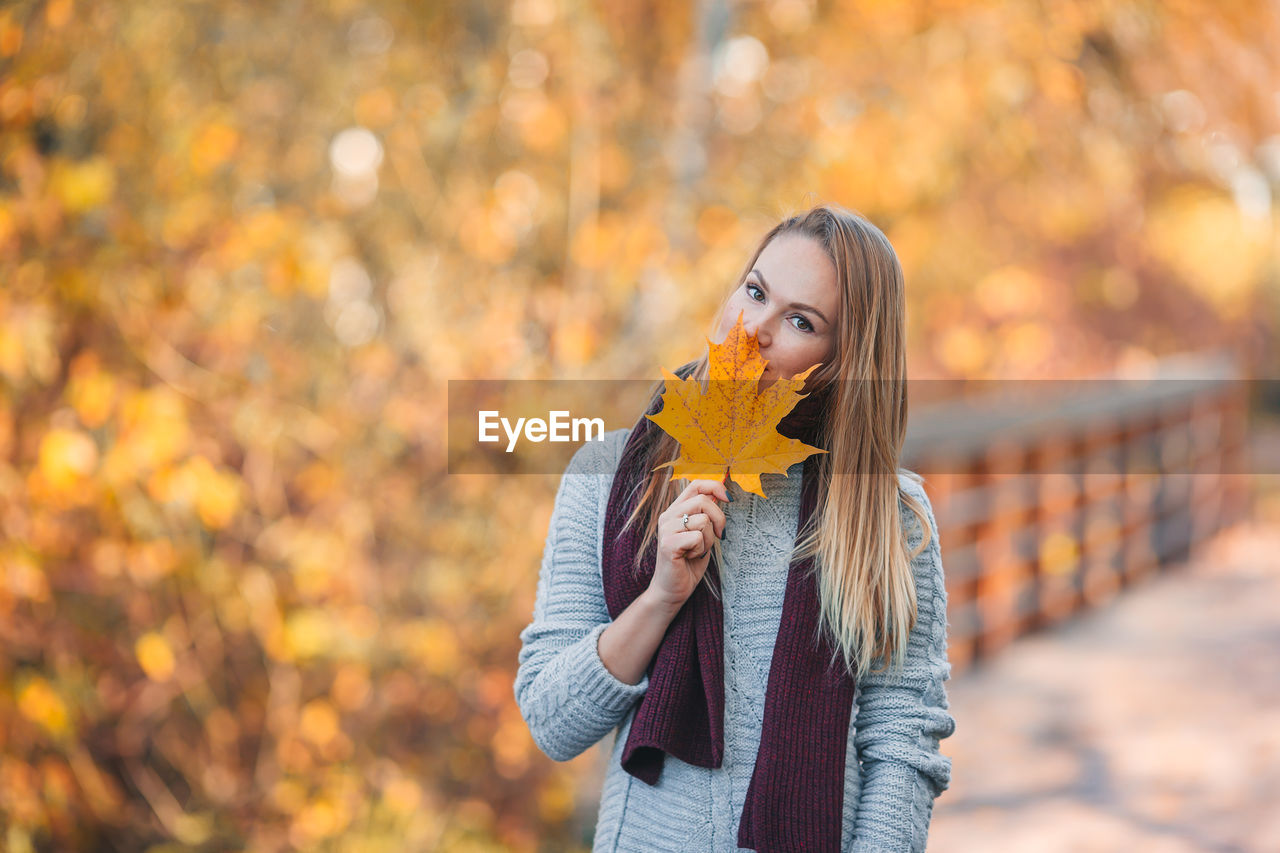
left=515, top=203, right=956, bottom=852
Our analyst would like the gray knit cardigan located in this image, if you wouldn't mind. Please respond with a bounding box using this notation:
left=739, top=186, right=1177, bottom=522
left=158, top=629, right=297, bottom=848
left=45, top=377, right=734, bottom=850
left=515, top=428, right=956, bottom=851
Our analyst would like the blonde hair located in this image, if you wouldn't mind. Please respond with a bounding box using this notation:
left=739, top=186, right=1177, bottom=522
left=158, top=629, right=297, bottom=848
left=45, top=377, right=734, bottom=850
left=618, top=202, right=933, bottom=680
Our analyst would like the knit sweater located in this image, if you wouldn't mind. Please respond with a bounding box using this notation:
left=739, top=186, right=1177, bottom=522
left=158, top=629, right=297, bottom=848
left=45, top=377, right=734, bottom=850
left=515, top=427, right=956, bottom=852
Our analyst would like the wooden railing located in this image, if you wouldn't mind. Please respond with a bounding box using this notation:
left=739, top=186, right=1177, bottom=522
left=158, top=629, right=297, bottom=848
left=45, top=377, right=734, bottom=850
left=901, top=353, right=1251, bottom=674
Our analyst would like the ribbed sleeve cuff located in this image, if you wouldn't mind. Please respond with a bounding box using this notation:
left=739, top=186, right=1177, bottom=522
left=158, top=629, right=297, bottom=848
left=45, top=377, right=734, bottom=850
left=851, top=759, right=935, bottom=852
left=571, top=621, right=650, bottom=712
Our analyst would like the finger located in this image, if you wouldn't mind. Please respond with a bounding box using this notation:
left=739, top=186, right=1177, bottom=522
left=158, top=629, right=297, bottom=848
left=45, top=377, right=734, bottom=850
left=664, top=483, right=703, bottom=523
left=699, top=523, right=716, bottom=555
left=677, top=497, right=722, bottom=540
left=674, top=491, right=728, bottom=524
left=692, top=495, right=726, bottom=538
left=678, top=478, right=731, bottom=505
left=672, top=511, right=707, bottom=538
left=687, top=518, right=715, bottom=556
left=672, top=530, right=706, bottom=559
left=666, top=484, right=728, bottom=532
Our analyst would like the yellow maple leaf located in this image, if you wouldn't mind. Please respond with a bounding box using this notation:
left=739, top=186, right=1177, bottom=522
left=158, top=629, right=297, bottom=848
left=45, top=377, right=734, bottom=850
left=646, top=309, right=827, bottom=498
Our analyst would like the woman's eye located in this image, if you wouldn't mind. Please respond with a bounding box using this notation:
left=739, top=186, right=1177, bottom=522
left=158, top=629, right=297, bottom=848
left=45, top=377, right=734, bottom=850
left=745, top=282, right=814, bottom=333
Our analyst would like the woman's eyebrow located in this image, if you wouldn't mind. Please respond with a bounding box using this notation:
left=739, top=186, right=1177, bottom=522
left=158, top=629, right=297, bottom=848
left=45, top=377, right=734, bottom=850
left=751, top=269, right=830, bottom=325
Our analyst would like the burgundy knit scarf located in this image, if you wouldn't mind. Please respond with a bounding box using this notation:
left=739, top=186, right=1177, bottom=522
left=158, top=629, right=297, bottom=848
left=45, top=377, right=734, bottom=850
left=600, top=364, right=857, bottom=852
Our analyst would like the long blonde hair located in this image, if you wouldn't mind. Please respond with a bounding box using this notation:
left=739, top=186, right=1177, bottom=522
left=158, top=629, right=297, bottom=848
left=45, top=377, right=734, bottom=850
left=619, top=202, right=933, bottom=680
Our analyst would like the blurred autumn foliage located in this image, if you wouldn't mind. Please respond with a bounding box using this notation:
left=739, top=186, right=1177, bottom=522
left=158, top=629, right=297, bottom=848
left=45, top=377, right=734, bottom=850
left=0, top=0, right=1276, bottom=850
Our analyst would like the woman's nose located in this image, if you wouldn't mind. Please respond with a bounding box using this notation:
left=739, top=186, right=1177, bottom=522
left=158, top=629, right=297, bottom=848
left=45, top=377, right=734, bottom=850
left=745, top=320, right=770, bottom=348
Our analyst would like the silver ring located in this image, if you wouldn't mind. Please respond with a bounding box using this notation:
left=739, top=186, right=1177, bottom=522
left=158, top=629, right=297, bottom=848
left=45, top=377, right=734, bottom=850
left=681, top=512, right=690, bottom=530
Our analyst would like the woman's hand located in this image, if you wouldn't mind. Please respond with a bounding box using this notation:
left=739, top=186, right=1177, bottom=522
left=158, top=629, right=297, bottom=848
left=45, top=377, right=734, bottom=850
left=646, top=479, right=730, bottom=611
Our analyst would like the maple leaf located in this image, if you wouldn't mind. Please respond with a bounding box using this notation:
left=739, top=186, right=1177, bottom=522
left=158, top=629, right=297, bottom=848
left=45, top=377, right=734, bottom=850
left=646, top=309, right=828, bottom=498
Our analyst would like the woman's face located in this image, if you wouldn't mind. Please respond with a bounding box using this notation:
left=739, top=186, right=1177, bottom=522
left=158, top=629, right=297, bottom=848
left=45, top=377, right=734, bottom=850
left=715, top=234, right=839, bottom=390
